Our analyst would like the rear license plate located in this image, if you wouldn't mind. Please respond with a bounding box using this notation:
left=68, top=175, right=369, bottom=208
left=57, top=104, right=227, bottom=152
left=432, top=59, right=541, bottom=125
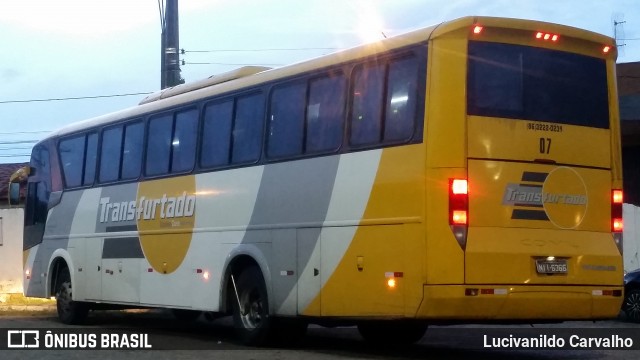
left=535, top=259, right=568, bottom=274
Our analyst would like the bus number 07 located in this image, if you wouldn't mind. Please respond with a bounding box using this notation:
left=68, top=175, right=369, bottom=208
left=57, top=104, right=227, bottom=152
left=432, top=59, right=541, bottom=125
left=539, top=137, right=551, bottom=154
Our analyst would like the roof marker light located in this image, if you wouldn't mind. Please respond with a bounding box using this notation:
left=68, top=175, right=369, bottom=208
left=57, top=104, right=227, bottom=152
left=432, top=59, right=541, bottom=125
left=603, top=46, right=611, bottom=54
left=473, top=25, right=483, bottom=34
left=536, top=32, right=543, bottom=39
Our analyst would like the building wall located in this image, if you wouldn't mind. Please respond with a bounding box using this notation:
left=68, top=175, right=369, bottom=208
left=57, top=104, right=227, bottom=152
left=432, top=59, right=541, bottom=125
left=624, top=204, right=640, bottom=272
left=0, top=208, right=24, bottom=294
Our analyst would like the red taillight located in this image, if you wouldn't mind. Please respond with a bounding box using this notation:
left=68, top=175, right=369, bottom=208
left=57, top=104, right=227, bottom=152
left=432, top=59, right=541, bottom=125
left=535, top=32, right=559, bottom=42
left=449, top=179, right=468, bottom=226
left=612, top=189, right=623, bottom=232
left=449, top=178, right=468, bottom=249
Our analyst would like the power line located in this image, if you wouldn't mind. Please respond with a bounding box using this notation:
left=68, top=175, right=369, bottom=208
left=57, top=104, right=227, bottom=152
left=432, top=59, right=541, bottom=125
left=0, top=140, right=40, bottom=145
left=181, top=47, right=339, bottom=54
left=0, top=92, right=152, bottom=105
left=0, top=130, right=51, bottom=135
left=182, top=61, right=284, bottom=66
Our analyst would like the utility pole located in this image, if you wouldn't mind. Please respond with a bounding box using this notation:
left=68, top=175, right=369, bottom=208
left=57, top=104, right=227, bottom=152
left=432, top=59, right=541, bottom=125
left=161, top=0, right=184, bottom=89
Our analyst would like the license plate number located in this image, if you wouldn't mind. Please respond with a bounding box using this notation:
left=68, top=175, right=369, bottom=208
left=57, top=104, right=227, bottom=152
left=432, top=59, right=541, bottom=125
left=535, top=259, right=568, bottom=274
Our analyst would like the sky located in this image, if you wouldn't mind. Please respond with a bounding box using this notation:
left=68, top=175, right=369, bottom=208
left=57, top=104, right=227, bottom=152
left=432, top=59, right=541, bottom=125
left=0, top=0, right=639, bottom=164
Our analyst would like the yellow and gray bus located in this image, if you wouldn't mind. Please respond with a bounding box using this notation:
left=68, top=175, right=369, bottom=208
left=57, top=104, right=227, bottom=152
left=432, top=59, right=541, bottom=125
left=10, top=16, right=623, bottom=345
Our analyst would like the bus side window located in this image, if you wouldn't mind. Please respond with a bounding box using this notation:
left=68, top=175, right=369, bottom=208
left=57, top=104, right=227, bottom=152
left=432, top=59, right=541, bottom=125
left=121, top=122, right=144, bottom=180
left=171, top=109, right=198, bottom=173
left=350, top=63, right=385, bottom=147
left=99, top=126, right=124, bottom=183
left=384, top=56, right=418, bottom=142
left=146, top=114, right=173, bottom=176
left=201, top=100, right=233, bottom=168
left=83, top=133, right=98, bottom=186
left=59, top=135, right=86, bottom=188
left=232, top=93, right=264, bottom=164
left=306, top=74, right=346, bottom=153
left=268, top=82, right=306, bottom=158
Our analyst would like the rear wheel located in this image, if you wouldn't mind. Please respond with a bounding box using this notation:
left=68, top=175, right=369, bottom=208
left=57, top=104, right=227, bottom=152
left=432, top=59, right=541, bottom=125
left=56, top=268, right=89, bottom=324
left=623, top=289, right=640, bottom=323
left=358, top=321, right=427, bottom=345
left=231, top=266, right=272, bottom=346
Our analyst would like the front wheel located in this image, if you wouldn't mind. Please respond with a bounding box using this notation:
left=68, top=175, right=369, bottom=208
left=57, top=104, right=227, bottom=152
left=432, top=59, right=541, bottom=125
left=56, top=268, right=89, bottom=324
left=231, top=266, right=272, bottom=346
left=623, top=289, right=640, bottom=323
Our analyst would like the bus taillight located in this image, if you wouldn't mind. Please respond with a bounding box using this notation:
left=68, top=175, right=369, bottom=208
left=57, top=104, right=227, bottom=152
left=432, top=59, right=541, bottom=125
left=612, top=189, right=623, bottom=254
left=449, top=179, right=468, bottom=249
left=612, top=189, right=623, bottom=232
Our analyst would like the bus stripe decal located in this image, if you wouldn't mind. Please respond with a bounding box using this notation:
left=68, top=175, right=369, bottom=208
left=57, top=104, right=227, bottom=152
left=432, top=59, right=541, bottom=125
left=102, top=237, right=144, bottom=259
left=521, top=172, right=548, bottom=182
left=511, top=209, right=549, bottom=221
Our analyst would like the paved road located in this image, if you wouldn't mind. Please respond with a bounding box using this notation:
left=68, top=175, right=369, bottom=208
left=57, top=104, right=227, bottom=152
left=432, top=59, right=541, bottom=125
left=1, top=311, right=639, bottom=359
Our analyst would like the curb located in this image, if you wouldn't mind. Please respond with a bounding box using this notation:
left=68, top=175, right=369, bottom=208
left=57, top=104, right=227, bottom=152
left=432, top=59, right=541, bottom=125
left=0, top=293, right=56, bottom=313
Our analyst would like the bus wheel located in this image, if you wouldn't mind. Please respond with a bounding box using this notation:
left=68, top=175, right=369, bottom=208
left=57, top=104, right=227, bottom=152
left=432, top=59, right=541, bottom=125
left=231, top=266, right=272, bottom=346
left=623, top=289, right=640, bottom=323
left=55, top=268, right=89, bottom=324
left=357, top=321, right=427, bottom=345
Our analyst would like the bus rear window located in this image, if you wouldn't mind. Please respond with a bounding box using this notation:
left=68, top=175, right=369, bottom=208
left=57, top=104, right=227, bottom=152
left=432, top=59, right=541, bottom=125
left=467, top=41, right=609, bottom=129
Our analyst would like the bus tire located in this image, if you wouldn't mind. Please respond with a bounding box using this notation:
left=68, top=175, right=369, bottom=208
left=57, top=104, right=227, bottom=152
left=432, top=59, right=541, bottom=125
left=231, top=266, right=272, bottom=346
left=357, top=321, right=427, bottom=345
left=623, top=289, right=640, bottom=323
left=55, top=268, right=89, bottom=325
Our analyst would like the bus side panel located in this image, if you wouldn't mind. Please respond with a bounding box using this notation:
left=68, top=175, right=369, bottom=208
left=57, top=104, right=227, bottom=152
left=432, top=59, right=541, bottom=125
left=423, top=30, right=469, bottom=285
left=306, top=145, right=425, bottom=317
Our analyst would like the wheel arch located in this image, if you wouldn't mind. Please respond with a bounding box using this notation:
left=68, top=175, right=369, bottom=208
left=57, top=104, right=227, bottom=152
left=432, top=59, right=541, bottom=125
left=219, top=244, right=272, bottom=314
left=47, top=249, right=74, bottom=298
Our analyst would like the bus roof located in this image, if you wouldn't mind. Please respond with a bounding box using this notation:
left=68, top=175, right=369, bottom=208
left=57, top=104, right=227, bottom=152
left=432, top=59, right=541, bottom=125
left=43, top=16, right=614, bottom=142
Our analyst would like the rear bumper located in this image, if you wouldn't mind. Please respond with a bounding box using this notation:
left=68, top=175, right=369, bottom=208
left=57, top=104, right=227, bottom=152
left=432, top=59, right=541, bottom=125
left=417, top=285, right=623, bottom=320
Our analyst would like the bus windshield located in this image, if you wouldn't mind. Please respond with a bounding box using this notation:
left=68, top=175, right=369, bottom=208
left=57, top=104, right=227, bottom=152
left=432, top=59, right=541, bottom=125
left=467, top=41, right=609, bottom=128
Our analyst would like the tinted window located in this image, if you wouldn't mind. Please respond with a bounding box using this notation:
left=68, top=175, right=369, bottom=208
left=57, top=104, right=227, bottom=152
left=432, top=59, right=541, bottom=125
left=83, top=133, right=97, bottom=185
left=468, top=41, right=609, bottom=128
left=268, top=83, right=306, bottom=158
left=350, top=63, right=385, bottom=146
left=384, top=56, right=418, bottom=141
left=59, top=135, right=85, bottom=188
left=99, top=126, right=123, bottom=183
left=146, top=114, right=173, bottom=176
left=232, top=93, right=264, bottom=164
left=306, top=75, right=346, bottom=153
left=121, top=122, right=144, bottom=180
left=172, top=109, right=198, bottom=173
left=201, top=100, right=233, bottom=168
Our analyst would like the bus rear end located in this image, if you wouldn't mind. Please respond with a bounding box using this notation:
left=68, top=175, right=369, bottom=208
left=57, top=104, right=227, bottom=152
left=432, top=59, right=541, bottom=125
left=421, top=17, right=623, bottom=321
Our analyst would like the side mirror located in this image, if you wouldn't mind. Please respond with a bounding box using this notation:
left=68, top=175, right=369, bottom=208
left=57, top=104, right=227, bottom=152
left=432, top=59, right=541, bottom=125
left=9, top=182, right=21, bottom=205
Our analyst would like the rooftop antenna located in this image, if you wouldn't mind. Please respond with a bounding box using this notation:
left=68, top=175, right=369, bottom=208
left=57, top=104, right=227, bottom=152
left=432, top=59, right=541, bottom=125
left=612, top=13, right=627, bottom=58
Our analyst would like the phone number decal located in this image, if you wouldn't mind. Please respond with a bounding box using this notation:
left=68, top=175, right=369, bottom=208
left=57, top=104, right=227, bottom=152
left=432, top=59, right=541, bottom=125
left=527, top=123, right=563, bottom=132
